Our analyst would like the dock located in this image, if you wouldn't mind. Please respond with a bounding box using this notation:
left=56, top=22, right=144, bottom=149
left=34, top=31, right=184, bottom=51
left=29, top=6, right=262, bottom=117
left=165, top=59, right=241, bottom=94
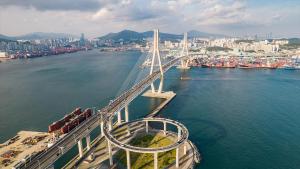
left=0, top=131, right=51, bottom=169
left=142, top=90, right=176, bottom=117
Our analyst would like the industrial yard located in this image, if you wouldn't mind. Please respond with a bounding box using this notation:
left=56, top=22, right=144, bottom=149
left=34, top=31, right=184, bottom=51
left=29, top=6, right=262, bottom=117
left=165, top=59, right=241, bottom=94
left=0, top=131, right=51, bottom=168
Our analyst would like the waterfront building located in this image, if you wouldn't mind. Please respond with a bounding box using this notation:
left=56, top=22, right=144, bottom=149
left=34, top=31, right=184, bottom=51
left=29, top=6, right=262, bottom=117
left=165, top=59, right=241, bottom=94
left=0, top=52, right=7, bottom=58
left=79, top=33, right=85, bottom=46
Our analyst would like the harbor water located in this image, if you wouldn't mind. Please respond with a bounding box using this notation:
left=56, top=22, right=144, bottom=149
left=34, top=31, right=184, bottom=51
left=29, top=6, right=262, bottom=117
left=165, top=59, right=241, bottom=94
left=0, top=50, right=300, bottom=169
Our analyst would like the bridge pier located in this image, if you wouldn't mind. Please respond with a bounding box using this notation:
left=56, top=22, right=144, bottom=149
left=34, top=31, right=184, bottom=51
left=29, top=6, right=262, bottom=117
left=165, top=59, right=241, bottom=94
left=178, top=127, right=181, bottom=141
left=176, top=148, right=179, bottom=168
left=107, top=140, right=113, bottom=166
left=126, top=150, right=131, bottom=169
left=154, top=152, right=158, bottom=169
left=176, top=127, right=182, bottom=168
left=145, top=120, right=149, bottom=133
left=178, top=59, right=190, bottom=70
left=78, top=139, right=83, bottom=158
left=108, top=119, right=112, bottom=131
left=184, top=141, right=187, bottom=155
left=117, top=111, right=122, bottom=124
left=100, top=121, right=104, bottom=137
left=86, top=135, right=91, bottom=150
left=157, top=76, right=164, bottom=93
left=125, top=105, right=129, bottom=122
left=163, top=121, right=167, bottom=135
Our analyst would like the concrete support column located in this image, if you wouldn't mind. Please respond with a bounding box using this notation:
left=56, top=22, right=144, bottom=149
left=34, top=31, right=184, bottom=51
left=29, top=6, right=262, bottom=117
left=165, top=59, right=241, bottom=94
left=126, top=150, right=131, bottom=169
left=125, top=105, right=129, bottom=122
left=86, top=135, right=91, bottom=150
left=176, top=148, right=179, bottom=168
left=100, top=121, right=104, bottom=137
left=145, top=121, right=149, bottom=133
left=107, top=140, right=113, bottom=166
left=151, top=83, right=155, bottom=93
left=176, top=127, right=181, bottom=167
left=184, top=141, right=187, bottom=155
left=108, top=120, right=112, bottom=131
left=117, top=111, right=122, bottom=124
left=163, top=121, right=167, bottom=135
left=177, top=128, right=181, bottom=141
left=158, top=76, right=164, bottom=93
left=78, top=140, right=83, bottom=158
left=154, top=152, right=158, bottom=169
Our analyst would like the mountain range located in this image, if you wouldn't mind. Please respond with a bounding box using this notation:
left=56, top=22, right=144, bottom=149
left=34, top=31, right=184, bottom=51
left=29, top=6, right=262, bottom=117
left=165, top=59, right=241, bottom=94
left=98, top=30, right=226, bottom=41
left=0, top=30, right=224, bottom=42
left=0, top=32, right=77, bottom=41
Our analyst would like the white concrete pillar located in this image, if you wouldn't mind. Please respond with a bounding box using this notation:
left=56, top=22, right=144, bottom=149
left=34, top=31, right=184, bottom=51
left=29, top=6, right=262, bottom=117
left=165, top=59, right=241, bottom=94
left=176, top=148, right=179, bottom=168
left=177, top=128, right=181, bottom=141
left=154, top=152, right=158, bottom=169
left=151, top=83, right=155, bottom=93
left=100, top=121, right=104, bottom=137
left=78, top=140, right=83, bottom=158
left=107, top=141, right=113, bottom=166
left=163, top=121, right=167, bottom=135
left=117, top=111, right=122, bottom=124
left=145, top=121, right=149, bottom=133
left=86, top=135, right=91, bottom=150
left=158, top=76, right=164, bottom=93
left=184, top=141, right=187, bottom=155
left=126, top=150, right=131, bottom=169
left=125, top=105, right=129, bottom=122
left=109, top=120, right=112, bottom=131
left=127, top=127, right=131, bottom=136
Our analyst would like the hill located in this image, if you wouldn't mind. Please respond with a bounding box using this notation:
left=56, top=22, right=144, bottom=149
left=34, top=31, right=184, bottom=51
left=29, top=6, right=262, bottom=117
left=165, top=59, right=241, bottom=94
left=0, top=32, right=77, bottom=41
left=98, top=30, right=183, bottom=41
left=0, top=34, right=16, bottom=42
left=98, top=29, right=226, bottom=42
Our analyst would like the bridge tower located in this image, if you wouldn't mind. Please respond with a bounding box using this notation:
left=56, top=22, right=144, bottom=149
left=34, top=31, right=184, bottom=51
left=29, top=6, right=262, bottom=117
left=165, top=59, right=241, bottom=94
left=177, top=32, right=190, bottom=69
left=150, top=29, right=164, bottom=93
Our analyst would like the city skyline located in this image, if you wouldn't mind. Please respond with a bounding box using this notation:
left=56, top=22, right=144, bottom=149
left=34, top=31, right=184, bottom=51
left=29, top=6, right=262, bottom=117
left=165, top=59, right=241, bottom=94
left=0, top=0, right=300, bottom=38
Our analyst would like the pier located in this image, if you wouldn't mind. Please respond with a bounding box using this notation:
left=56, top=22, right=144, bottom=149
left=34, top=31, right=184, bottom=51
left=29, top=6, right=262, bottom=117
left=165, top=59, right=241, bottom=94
left=143, top=90, right=176, bottom=117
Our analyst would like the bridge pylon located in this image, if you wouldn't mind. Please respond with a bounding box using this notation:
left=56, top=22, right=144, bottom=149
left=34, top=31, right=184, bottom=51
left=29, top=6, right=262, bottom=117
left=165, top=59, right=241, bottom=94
left=150, top=29, right=164, bottom=94
left=177, top=32, right=190, bottom=69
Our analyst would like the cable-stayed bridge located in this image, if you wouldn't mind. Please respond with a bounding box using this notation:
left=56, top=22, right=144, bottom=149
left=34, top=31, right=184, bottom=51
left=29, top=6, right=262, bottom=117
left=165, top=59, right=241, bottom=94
left=22, top=29, right=199, bottom=169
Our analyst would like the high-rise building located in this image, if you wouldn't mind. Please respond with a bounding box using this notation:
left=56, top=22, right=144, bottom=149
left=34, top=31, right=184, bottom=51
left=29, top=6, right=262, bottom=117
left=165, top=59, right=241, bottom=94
left=79, top=33, right=85, bottom=46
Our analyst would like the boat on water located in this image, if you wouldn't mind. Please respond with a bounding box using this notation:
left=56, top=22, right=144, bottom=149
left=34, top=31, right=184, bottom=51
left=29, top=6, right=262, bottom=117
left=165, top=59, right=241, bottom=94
left=180, top=77, right=191, bottom=80
left=284, top=65, right=300, bottom=70
left=238, top=63, right=252, bottom=69
left=202, top=63, right=212, bottom=68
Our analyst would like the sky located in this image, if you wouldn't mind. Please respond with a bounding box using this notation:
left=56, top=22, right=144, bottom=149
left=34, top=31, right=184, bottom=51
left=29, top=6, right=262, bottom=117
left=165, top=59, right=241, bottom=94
left=0, top=0, right=299, bottom=38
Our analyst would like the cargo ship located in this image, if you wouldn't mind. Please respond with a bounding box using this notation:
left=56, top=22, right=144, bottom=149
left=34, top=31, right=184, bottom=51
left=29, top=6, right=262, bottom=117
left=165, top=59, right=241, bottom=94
left=213, top=61, right=236, bottom=68
left=202, top=63, right=212, bottom=68
left=283, top=64, right=300, bottom=70
left=48, top=108, right=92, bottom=134
left=238, top=63, right=252, bottom=69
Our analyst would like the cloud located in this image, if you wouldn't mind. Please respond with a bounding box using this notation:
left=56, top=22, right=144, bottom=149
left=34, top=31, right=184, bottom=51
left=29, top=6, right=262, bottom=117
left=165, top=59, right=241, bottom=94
left=0, top=0, right=299, bottom=37
left=0, top=0, right=118, bottom=12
